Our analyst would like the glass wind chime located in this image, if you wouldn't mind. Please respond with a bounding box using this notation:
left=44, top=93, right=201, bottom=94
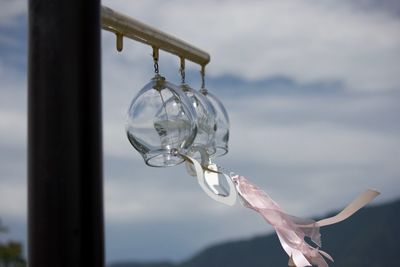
left=125, top=47, right=379, bottom=267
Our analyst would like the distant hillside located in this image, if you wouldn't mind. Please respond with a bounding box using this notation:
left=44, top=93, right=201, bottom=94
left=109, top=199, right=400, bottom=267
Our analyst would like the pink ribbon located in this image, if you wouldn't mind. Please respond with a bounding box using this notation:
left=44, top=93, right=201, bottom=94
left=183, top=155, right=379, bottom=267
left=232, top=175, right=379, bottom=267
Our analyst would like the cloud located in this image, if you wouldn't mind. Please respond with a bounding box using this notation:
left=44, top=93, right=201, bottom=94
left=103, top=0, right=400, bottom=91
left=0, top=177, right=26, bottom=218
left=0, top=0, right=26, bottom=26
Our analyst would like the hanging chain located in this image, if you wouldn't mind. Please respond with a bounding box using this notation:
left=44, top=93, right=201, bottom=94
left=152, top=46, right=159, bottom=74
left=180, top=57, right=185, bottom=84
left=200, top=65, right=206, bottom=89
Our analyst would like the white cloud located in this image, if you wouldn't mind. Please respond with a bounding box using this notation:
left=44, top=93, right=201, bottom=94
left=231, top=122, right=399, bottom=166
left=226, top=93, right=400, bottom=165
left=102, top=0, right=400, bottom=91
left=0, top=110, right=26, bottom=147
left=0, top=0, right=26, bottom=26
left=0, top=179, right=26, bottom=219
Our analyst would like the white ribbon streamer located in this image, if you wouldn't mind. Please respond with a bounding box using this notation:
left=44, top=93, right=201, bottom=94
left=316, top=189, right=379, bottom=227
left=183, top=155, right=237, bottom=206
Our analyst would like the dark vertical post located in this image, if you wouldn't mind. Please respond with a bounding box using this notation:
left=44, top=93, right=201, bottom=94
left=28, top=0, right=104, bottom=266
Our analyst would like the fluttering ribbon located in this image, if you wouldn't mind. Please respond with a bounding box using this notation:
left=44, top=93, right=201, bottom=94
left=233, top=175, right=379, bottom=267
left=182, top=155, right=380, bottom=267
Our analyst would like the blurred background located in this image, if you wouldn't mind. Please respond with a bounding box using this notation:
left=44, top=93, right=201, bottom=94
left=1, top=0, right=399, bottom=266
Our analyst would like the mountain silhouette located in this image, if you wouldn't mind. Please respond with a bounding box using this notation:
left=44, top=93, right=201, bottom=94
left=109, top=198, right=400, bottom=267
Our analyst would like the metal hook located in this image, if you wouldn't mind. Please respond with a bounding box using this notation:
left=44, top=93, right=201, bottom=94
left=116, top=32, right=123, bottom=52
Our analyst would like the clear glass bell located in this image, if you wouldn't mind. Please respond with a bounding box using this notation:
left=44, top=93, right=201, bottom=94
left=181, top=83, right=217, bottom=158
left=200, top=87, right=229, bottom=157
left=126, top=74, right=197, bottom=167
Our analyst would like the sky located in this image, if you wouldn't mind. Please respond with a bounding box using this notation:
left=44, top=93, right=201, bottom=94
left=1, top=0, right=400, bottom=264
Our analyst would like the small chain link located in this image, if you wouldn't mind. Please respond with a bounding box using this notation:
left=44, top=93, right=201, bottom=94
left=154, top=61, right=159, bottom=74
left=200, top=66, right=205, bottom=89
left=152, top=47, right=159, bottom=74
left=180, top=67, right=185, bottom=83
left=180, top=57, right=185, bottom=83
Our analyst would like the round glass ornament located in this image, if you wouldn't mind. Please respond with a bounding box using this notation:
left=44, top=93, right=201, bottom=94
left=180, top=83, right=217, bottom=159
left=200, top=87, right=230, bottom=157
left=126, top=74, right=197, bottom=167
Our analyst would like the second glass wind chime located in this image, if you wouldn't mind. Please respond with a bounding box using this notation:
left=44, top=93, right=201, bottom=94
left=106, top=11, right=380, bottom=267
